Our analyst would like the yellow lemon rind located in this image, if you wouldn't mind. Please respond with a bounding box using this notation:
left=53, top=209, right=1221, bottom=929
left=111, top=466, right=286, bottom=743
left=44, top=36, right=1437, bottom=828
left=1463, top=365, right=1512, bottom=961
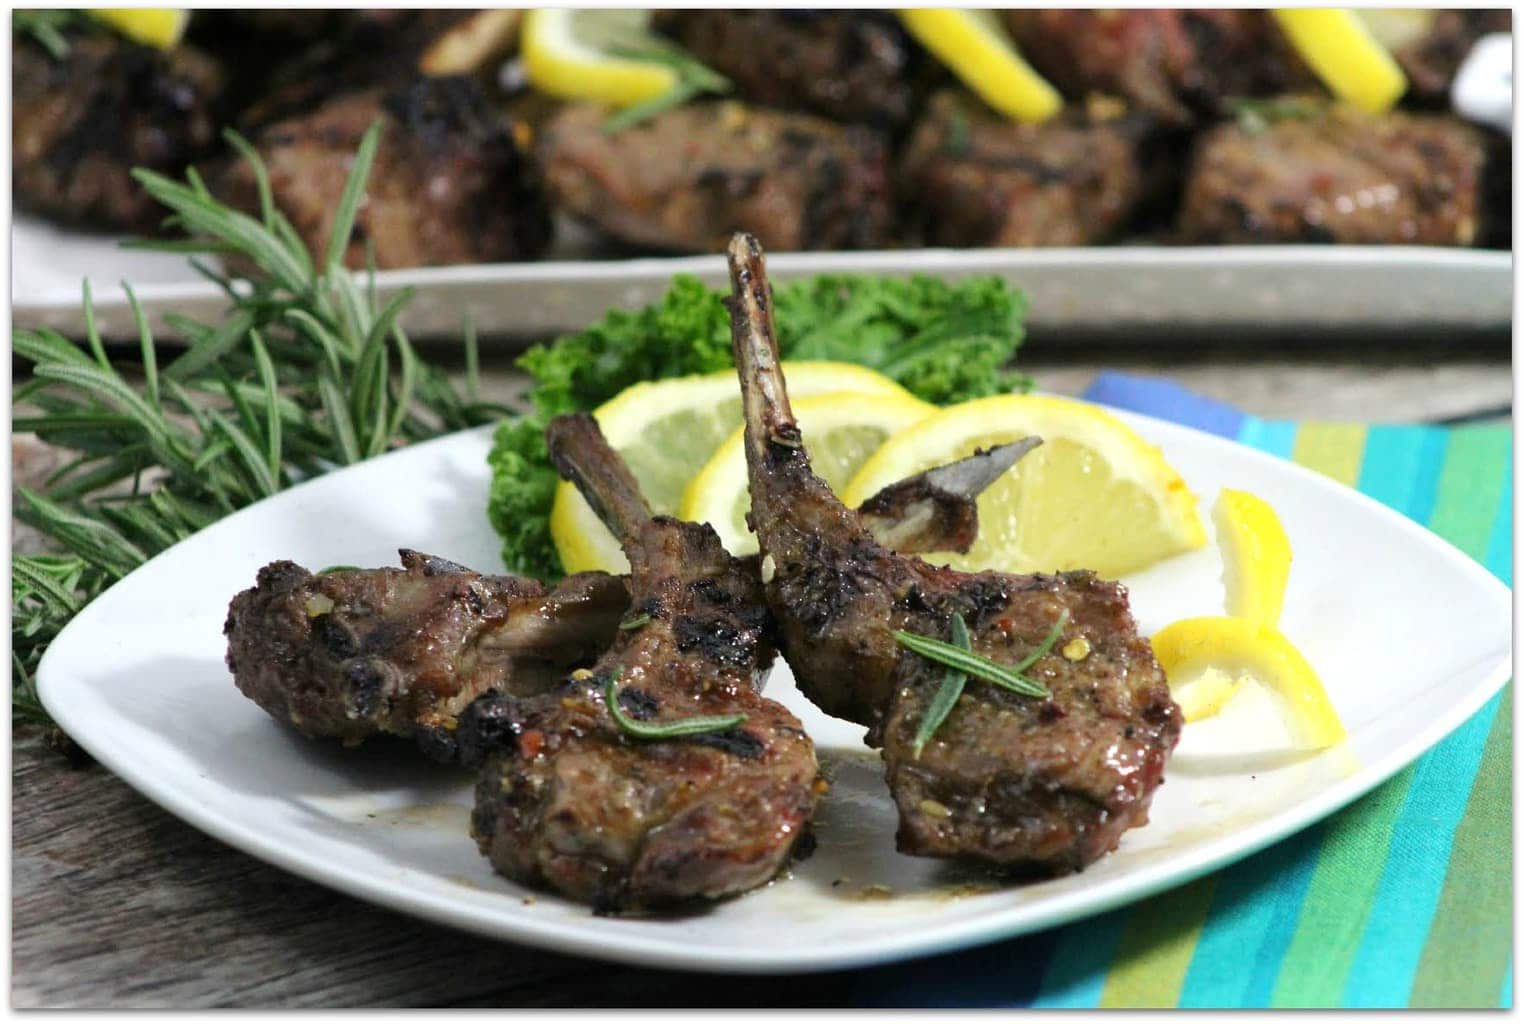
left=1153, top=615, right=1346, bottom=749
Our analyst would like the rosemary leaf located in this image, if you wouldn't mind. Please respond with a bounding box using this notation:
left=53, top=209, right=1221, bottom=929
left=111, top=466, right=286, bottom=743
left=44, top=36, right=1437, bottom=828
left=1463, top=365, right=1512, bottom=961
left=911, top=613, right=971, bottom=758
left=605, top=670, right=747, bottom=741
left=894, top=610, right=1068, bottom=700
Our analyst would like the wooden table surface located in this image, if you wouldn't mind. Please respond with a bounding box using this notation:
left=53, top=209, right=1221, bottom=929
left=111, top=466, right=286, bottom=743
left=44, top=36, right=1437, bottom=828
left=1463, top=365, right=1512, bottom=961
left=13, top=335, right=1511, bottom=1008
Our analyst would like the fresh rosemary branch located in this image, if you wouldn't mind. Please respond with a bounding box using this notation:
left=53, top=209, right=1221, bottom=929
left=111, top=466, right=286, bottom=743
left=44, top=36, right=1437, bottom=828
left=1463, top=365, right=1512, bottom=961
left=894, top=609, right=1070, bottom=703
left=604, top=669, right=747, bottom=741
left=12, top=121, right=510, bottom=729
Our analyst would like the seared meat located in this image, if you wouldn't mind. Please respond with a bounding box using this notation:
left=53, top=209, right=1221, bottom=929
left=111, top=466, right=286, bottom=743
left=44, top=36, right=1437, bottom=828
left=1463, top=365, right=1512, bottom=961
left=12, top=33, right=224, bottom=231
left=653, top=10, right=924, bottom=131
left=1177, top=103, right=1489, bottom=245
left=467, top=413, right=818, bottom=914
left=538, top=100, right=893, bottom=253
left=229, top=10, right=521, bottom=129
left=727, top=234, right=1180, bottom=874
left=224, top=551, right=627, bottom=759
left=898, top=92, right=1152, bottom=247
left=223, top=458, right=1012, bottom=761
left=215, top=75, right=551, bottom=269
left=1003, top=9, right=1311, bottom=126
left=1393, top=9, right=1512, bottom=104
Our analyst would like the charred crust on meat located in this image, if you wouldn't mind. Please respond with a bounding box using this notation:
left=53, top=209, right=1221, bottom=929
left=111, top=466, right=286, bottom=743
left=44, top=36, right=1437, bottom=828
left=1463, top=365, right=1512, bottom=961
left=615, top=687, right=660, bottom=721
left=690, top=727, right=766, bottom=759
left=456, top=693, right=521, bottom=765
left=414, top=724, right=459, bottom=764
left=311, top=614, right=360, bottom=660
left=454, top=691, right=521, bottom=764
left=342, top=659, right=390, bottom=719
left=674, top=615, right=757, bottom=667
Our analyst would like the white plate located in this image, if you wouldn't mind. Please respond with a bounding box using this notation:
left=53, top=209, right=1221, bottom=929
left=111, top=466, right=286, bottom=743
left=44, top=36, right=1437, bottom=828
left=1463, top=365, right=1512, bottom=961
left=36, top=410, right=1510, bottom=973
left=12, top=215, right=1512, bottom=341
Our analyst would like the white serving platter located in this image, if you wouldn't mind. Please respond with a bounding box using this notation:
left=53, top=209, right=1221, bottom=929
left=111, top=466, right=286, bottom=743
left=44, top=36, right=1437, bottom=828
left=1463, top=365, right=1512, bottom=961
left=36, top=408, right=1510, bottom=974
left=12, top=215, right=1512, bottom=341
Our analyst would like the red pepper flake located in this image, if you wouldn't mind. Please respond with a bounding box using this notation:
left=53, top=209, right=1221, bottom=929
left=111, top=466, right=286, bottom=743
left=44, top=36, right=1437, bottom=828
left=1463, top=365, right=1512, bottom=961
left=519, top=729, right=545, bottom=760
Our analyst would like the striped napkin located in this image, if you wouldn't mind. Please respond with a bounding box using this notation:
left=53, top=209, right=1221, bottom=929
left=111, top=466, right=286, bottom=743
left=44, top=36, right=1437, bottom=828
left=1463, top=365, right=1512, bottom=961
left=847, top=373, right=1513, bottom=1009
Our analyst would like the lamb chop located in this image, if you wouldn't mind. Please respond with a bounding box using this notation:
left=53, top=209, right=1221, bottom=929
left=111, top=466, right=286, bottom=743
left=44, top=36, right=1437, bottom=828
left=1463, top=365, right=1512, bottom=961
left=466, top=413, right=818, bottom=913
left=652, top=10, right=925, bottom=132
left=537, top=100, right=893, bottom=254
left=1176, top=101, right=1490, bottom=246
left=897, top=91, right=1158, bottom=248
left=1001, top=10, right=1312, bottom=127
left=12, top=31, right=225, bottom=231
left=214, top=74, right=551, bottom=270
left=726, top=233, right=1181, bottom=874
left=224, top=551, right=628, bottom=760
left=225, top=445, right=1033, bottom=761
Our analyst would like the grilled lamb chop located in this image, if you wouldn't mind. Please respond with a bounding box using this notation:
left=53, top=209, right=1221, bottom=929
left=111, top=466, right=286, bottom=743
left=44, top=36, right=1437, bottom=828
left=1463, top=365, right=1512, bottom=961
left=224, top=551, right=627, bottom=759
left=898, top=91, right=1155, bottom=247
left=537, top=100, right=893, bottom=253
left=12, top=32, right=225, bottom=231
left=726, top=233, right=1181, bottom=874
left=224, top=10, right=523, bottom=129
left=467, top=413, right=818, bottom=913
left=214, top=75, right=551, bottom=270
left=1176, top=102, right=1490, bottom=246
left=224, top=450, right=1026, bottom=760
left=1003, top=9, right=1311, bottom=126
left=652, top=10, right=925, bottom=132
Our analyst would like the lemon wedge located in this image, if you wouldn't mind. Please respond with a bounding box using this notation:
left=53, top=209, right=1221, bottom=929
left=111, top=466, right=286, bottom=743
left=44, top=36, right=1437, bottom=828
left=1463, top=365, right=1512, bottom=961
left=551, top=363, right=915, bottom=574
left=1272, top=9, right=1408, bottom=113
left=842, top=394, right=1206, bottom=578
left=521, top=9, right=678, bottom=108
left=1172, top=666, right=1250, bottom=724
left=1153, top=616, right=1346, bottom=749
left=898, top=9, right=1063, bottom=123
left=680, top=390, right=937, bottom=557
left=87, top=8, right=188, bottom=49
left=1214, top=488, right=1293, bottom=627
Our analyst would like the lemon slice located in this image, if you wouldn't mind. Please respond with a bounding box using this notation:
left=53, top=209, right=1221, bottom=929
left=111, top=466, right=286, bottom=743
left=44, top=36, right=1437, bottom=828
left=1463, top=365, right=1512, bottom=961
left=842, top=394, right=1206, bottom=578
left=680, top=391, right=937, bottom=557
left=551, top=363, right=916, bottom=574
left=521, top=9, right=677, bottom=108
left=1173, top=667, right=1249, bottom=724
left=899, top=9, right=1063, bottom=123
left=1272, top=9, right=1408, bottom=113
left=1214, top=488, right=1293, bottom=628
left=1153, top=616, right=1346, bottom=749
left=87, top=8, right=189, bottom=49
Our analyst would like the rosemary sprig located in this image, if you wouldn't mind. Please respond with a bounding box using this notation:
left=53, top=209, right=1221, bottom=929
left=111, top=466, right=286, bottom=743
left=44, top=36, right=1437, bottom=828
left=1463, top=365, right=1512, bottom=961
left=894, top=609, right=1069, bottom=703
left=13, top=10, right=86, bottom=60
left=1227, top=96, right=1322, bottom=136
left=601, top=41, right=732, bottom=134
left=911, top=613, right=972, bottom=758
left=12, top=122, right=510, bottom=729
left=604, top=669, right=747, bottom=741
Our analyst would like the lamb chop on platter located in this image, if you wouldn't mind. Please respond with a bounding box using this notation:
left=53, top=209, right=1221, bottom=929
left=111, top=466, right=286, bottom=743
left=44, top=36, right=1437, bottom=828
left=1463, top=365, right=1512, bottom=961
left=224, top=443, right=1035, bottom=762
left=726, top=232, right=1182, bottom=875
left=465, top=413, right=817, bottom=914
